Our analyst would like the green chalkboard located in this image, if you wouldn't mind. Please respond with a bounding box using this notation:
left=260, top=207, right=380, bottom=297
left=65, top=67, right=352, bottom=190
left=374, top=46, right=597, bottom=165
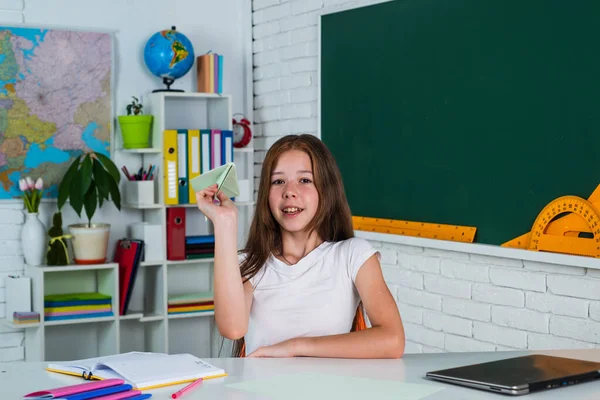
left=321, top=0, right=600, bottom=245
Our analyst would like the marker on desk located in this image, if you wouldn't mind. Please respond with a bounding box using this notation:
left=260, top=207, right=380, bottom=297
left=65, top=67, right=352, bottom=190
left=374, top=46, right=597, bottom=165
left=171, top=377, right=203, bottom=399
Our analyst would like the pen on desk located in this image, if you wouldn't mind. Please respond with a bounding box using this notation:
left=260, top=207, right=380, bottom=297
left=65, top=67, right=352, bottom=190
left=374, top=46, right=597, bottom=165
left=171, top=377, right=203, bottom=399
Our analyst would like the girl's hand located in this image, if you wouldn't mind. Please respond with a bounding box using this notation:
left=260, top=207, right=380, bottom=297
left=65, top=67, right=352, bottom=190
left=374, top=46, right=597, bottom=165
left=195, top=184, right=237, bottom=225
left=247, top=339, right=299, bottom=358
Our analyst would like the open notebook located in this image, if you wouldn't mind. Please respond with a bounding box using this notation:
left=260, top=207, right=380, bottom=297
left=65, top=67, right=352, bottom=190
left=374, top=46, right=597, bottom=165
left=46, top=352, right=227, bottom=390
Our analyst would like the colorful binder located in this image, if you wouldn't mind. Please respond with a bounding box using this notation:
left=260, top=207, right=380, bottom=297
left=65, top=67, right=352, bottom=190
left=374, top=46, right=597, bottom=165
left=167, top=207, right=186, bottom=260
left=200, top=129, right=211, bottom=173
left=163, top=129, right=178, bottom=205
left=211, top=129, right=222, bottom=169
left=177, top=129, right=189, bottom=204
left=221, top=130, right=233, bottom=165
left=187, top=129, right=201, bottom=203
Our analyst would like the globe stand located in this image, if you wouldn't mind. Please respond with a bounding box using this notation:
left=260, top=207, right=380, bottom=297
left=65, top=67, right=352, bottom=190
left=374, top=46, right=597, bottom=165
left=152, top=77, right=184, bottom=93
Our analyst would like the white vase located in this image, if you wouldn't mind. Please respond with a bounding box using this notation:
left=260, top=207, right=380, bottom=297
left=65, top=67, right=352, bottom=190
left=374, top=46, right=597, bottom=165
left=21, top=212, right=47, bottom=266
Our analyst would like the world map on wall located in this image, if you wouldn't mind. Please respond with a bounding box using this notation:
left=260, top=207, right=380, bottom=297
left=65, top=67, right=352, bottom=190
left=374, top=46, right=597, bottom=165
left=0, top=26, right=112, bottom=199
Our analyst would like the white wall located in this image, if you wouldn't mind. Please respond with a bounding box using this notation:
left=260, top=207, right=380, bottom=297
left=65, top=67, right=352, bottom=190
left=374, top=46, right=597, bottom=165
left=251, top=0, right=600, bottom=353
left=366, top=235, right=600, bottom=353
left=0, top=0, right=251, bottom=361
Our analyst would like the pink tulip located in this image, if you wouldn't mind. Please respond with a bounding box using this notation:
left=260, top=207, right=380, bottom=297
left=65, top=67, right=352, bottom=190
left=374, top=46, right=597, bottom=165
left=34, top=177, right=43, bottom=190
left=19, top=179, right=27, bottom=191
left=25, top=177, right=34, bottom=190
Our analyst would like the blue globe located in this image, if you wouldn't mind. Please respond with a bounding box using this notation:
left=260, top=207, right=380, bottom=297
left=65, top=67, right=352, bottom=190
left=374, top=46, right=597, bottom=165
left=143, top=26, right=195, bottom=91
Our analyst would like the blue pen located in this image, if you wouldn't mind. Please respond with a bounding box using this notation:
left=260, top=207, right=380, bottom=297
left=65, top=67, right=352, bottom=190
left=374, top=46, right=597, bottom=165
left=129, top=394, right=152, bottom=400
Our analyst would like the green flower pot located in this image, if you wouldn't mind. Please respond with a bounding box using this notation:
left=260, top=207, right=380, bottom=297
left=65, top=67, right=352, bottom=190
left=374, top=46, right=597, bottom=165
left=118, top=115, right=153, bottom=149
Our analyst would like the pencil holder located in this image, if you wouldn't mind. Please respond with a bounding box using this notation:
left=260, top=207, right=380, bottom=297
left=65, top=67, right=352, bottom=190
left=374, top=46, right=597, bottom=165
left=124, top=180, right=156, bottom=205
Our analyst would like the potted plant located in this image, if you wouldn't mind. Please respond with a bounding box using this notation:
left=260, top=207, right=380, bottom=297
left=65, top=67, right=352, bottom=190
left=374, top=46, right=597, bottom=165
left=117, top=96, right=153, bottom=149
left=57, top=151, right=121, bottom=264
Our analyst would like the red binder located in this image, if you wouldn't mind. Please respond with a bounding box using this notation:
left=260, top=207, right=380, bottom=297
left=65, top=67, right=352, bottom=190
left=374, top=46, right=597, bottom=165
left=167, top=207, right=186, bottom=260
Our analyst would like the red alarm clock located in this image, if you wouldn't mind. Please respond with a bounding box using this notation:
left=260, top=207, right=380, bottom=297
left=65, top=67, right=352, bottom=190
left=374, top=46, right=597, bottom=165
left=232, top=114, right=252, bottom=148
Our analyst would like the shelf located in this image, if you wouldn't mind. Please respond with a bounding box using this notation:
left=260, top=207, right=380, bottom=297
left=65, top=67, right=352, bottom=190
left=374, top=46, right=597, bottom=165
left=1, top=318, right=40, bottom=329
left=139, top=313, right=164, bottom=323
left=119, top=311, right=144, bottom=321
left=157, top=92, right=231, bottom=99
left=122, top=203, right=163, bottom=209
left=27, top=263, right=118, bottom=272
left=117, top=148, right=161, bottom=153
left=167, top=258, right=214, bottom=266
left=140, top=261, right=163, bottom=267
left=168, top=311, right=214, bottom=320
left=21, top=90, right=252, bottom=362
left=44, top=315, right=116, bottom=327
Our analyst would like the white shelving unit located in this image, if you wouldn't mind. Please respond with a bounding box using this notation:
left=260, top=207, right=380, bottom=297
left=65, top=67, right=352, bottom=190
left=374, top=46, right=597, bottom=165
left=13, top=263, right=120, bottom=362
left=11, top=92, right=255, bottom=362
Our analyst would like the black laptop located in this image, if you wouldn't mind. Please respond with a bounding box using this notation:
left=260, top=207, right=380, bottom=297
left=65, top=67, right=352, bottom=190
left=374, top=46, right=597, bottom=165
left=425, top=354, right=600, bottom=395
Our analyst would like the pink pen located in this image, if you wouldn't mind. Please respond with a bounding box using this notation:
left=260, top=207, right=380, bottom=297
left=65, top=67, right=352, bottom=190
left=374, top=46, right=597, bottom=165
left=171, top=377, right=203, bottom=399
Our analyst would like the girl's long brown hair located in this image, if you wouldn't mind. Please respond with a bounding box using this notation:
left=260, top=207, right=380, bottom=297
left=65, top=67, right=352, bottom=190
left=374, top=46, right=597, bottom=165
left=231, top=134, right=355, bottom=357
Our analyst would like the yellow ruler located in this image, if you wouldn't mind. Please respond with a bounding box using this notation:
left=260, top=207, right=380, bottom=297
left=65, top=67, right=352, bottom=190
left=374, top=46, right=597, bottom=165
left=352, top=216, right=477, bottom=243
left=502, top=184, right=600, bottom=258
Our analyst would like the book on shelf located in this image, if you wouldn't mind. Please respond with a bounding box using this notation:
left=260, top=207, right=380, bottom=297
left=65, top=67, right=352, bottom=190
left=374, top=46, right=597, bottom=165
left=184, top=234, right=215, bottom=260
left=197, top=52, right=223, bottom=93
left=168, top=291, right=214, bottom=315
left=46, top=351, right=227, bottom=391
left=44, top=293, right=113, bottom=321
left=13, top=311, right=39, bottom=324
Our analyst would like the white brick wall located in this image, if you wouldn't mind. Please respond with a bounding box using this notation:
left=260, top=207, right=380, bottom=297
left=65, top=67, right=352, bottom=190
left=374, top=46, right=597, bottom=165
left=251, top=0, right=600, bottom=356
left=0, top=202, right=25, bottom=361
left=373, top=238, right=600, bottom=354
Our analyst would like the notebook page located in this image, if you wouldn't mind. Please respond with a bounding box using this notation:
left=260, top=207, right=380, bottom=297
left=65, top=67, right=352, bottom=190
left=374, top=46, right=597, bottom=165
left=47, top=352, right=168, bottom=379
left=91, top=352, right=170, bottom=379
left=99, top=353, right=225, bottom=388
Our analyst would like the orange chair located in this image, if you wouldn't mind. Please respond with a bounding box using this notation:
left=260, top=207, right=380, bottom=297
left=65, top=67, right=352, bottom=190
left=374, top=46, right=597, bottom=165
left=235, top=304, right=367, bottom=357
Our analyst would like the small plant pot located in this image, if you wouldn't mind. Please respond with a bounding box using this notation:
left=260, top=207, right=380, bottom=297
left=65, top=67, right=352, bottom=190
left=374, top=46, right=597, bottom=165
left=118, top=115, right=153, bottom=149
left=68, top=223, right=110, bottom=264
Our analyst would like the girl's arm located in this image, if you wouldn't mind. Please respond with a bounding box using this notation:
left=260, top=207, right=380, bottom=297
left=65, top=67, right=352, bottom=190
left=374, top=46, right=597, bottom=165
left=248, top=254, right=405, bottom=358
left=196, top=186, right=253, bottom=339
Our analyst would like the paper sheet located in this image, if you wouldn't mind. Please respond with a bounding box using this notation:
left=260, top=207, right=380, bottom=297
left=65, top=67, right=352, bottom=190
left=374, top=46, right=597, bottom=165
left=226, top=372, right=444, bottom=400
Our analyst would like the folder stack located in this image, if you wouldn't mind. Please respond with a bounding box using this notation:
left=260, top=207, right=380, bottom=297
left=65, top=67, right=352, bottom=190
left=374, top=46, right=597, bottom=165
left=185, top=234, right=215, bottom=260
left=168, top=291, right=214, bottom=315
left=163, top=129, right=234, bottom=206
left=43, top=292, right=113, bottom=321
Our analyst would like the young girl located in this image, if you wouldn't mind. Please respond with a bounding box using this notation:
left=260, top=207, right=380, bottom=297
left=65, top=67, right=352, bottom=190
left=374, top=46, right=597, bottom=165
left=196, top=134, right=405, bottom=358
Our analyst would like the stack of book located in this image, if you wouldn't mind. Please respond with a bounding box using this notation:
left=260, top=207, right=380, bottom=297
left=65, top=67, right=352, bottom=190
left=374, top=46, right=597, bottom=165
left=196, top=52, right=223, bottom=93
left=12, top=311, right=39, bottom=325
left=44, top=292, right=113, bottom=321
left=186, top=234, right=215, bottom=260
left=168, top=292, right=214, bottom=316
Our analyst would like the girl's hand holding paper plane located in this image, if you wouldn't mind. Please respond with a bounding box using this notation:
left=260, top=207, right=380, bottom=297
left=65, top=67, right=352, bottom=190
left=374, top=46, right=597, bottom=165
left=195, top=183, right=238, bottom=224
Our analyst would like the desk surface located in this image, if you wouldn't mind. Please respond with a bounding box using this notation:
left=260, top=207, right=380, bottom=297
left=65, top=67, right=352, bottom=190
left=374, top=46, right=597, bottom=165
left=2, top=349, right=600, bottom=399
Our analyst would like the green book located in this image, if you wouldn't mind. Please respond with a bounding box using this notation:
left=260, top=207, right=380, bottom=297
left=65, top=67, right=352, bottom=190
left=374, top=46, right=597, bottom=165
left=44, top=292, right=112, bottom=305
left=168, top=291, right=214, bottom=305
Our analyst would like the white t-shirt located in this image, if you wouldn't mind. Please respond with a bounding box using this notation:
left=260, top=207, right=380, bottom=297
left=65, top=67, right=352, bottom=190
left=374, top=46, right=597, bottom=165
left=242, top=237, right=379, bottom=355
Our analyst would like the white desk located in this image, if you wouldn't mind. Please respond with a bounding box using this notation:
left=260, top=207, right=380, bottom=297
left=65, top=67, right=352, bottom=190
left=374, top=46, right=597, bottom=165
left=2, top=349, right=600, bottom=399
